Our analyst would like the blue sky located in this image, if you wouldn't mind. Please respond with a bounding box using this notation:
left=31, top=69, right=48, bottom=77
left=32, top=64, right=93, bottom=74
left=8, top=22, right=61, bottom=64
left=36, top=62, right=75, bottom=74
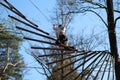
left=1, top=0, right=119, bottom=80
left=1, top=0, right=56, bottom=80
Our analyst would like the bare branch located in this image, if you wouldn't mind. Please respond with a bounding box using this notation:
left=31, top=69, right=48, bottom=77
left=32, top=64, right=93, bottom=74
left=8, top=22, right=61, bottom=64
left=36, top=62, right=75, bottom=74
left=115, top=16, right=120, bottom=27
left=87, top=10, right=108, bottom=28
left=85, top=0, right=107, bottom=9
left=2, top=47, right=10, bottom=73
left=114, top=9, right=120, bottom=13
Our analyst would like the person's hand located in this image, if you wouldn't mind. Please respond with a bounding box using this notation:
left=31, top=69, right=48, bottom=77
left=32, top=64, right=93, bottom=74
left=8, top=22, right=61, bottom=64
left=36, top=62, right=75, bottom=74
left=53, top=24, right=57, bottom=29
left=53, top=24, right=56, bottom=26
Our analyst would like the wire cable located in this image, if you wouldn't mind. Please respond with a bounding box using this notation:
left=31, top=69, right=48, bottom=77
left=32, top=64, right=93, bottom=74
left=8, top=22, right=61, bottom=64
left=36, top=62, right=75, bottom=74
left=28, top=0, right=52, bottom=24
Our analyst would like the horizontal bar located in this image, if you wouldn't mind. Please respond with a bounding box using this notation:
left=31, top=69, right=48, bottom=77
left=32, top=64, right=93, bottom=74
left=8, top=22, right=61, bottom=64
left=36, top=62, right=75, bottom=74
left=86, top=53, right=108, bottom=79
left=31, top=47, right=77, bottom=52
left=63, top=52, right=101, bottom=78
left=56, top=51, right=99, bottom=71
left=3, top=0, right=25, bottom=18
left=94, top=54, right=109, bottom=80
left=46, top=51, right=90, bottom=65
left=1, top=1, right=49, bottom=35
left=74, top=51, right=105, bottom=80
left=101, top=55, right=111, bottom=80
left=38, top=51, right=86, bottom=57
left=24, top=37, right=55, bottom=45
left=2, top=0, right=40, bottom=28
left=16, top=26, right=56, bottom=41
left=9, top=15, right=49, bottom=35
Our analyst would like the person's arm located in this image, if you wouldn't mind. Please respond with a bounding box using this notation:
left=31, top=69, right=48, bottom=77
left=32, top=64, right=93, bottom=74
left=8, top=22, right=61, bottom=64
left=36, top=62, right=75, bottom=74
left=58, top=24, right=64, bottom=30
left=62, top=26, right=66, bottom=34
left=53, top=24, right=57, bottom=30
left=61, top=26, right=64, bottom=30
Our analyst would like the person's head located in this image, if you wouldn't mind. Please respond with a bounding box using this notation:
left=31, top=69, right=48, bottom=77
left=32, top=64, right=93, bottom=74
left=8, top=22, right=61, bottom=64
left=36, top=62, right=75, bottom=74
left=58, top=24, right=62, bottom=28
left=53, top=24, right=56, bottom=26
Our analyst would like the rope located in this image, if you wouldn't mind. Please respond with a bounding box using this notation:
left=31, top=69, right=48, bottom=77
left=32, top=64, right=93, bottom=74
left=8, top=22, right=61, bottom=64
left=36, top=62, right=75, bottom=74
left=28, top=0, right=52, bottom=24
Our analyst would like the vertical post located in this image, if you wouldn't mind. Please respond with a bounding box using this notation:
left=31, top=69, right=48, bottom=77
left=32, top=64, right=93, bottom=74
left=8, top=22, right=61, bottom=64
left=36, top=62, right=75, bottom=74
left=61, top=51, right=64, bottom=80
left=106, top=0, right=120, bottom=80
left=107, top=0, right=118, bottom=60
left=81, top=53, right=86, bottom=79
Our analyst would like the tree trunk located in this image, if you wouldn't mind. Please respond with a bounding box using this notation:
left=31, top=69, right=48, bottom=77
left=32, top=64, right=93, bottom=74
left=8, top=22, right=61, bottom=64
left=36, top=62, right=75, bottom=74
left=107, top=0, right=120, bottom=80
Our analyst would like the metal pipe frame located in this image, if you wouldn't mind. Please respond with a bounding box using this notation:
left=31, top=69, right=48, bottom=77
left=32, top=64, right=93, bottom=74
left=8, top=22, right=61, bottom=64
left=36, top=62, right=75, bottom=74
left=16, top=26, right=56, bottom=41
left=47, top=51, right=92, bottom=65
left=100, top=55, right=111, bottom=80
left=94, top=54, right=110, bottom=80
left=74, top=51, right=106, bottom=80
left=8, top=15, right=49, bottom=35
left=85, top=53, right=109, bottom=80
left=63, top=52, right=104, bottom=79
left=24, top=37, right=55, bottom=45
left=1, top=1, right=40, bottom=28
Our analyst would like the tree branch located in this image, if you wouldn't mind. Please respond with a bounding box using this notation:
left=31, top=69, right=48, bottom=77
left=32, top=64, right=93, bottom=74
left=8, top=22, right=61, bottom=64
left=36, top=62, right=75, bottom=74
left=2, top=47, right=10, bottom=73
left=86, top=0, right=107, bottom=9
left=87, top=10, right=108, bottom=28
left=115, top=16, right=120, bottom=27
left=8, top=62, right=20, bottom=67
left=114, top=9, right=120, bottom=13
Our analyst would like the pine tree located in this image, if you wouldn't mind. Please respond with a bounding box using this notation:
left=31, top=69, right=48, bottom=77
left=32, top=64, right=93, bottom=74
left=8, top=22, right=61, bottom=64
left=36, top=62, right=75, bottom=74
left=0, top=24, right=25, bottom=80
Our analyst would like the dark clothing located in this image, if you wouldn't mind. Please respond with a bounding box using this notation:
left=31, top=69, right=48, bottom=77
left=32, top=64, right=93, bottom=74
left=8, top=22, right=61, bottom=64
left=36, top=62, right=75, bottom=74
left=55, top=34, right=68, bottom=45
left=53, top=24, right=68, bottom=46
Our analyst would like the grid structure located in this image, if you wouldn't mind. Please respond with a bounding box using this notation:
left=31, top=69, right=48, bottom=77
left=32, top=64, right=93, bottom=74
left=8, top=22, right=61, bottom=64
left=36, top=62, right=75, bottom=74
left=0, top=0, right=115, bottom=80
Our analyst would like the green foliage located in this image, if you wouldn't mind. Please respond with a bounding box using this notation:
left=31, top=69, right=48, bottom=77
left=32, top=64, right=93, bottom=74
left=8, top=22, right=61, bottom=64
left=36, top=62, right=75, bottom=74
left=0, top=24, right=22, bottom=45
left=0, top=24, right=25, bottom=80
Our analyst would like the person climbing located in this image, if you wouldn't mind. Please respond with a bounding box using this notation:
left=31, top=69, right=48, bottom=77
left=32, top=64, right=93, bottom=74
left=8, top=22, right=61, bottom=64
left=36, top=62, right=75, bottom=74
left=53, top=24, right=78, bottom=51
left=53, top=24, right=68, bottom=47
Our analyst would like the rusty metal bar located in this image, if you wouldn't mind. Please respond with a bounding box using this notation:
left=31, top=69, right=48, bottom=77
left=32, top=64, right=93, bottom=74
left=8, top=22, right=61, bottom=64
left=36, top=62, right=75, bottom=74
left=86, top=53, right=109, bottom=80
left=74, top=51, right=106, bottom=80
left=38, top=51, right=85, bottom=57
left=112, top=57, right=115, bottom=80
left=94, top=54, right=109, bottom=80
left=31, top=47, right=78, bottom=52
left=80, top=53, right=87, bottom=80
left=31, top=47, right=64, bottom=50
left=9, top=15, right=49, bottom=35
left=16, top=25, right=78, bottom=51
left=61, top=51, right=64, bottom=80
left=47, top=51, right=92, bottom=65
left=58, top=52, right=100, bottom=73
left=3, top=0, right=25, bottom=18
left=38, top=49, right=86, bottom=56
left=2, top=0, right=43, bottom=29
left=101, top=55, right=111, bottom=80
left=86, top=53, right=108, bottom=80
left=62, top=52, right=101, bottom=78
left=107, top=56, right=112, bottom=80
left=0, top=2, right=20, bottom=16
left=32, top=46, right=79, bottom=52
left=24, top=37, right=55, bottom=45
left=31, top=52, right=52, bottom=78
left=16, top=26, right=56, bottom=41
left=1, top=1, right=40, bottom=29
left=57, top=51, right=99, bottom=71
